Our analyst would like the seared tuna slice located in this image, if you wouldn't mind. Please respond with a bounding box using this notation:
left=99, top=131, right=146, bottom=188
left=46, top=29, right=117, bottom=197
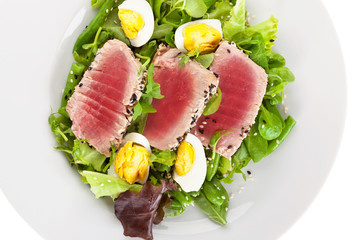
left=66, top=39, right=144, bottom=157
left=192, top=41, right=268, bottom=158
left=143, top=45, right=219, bottom=150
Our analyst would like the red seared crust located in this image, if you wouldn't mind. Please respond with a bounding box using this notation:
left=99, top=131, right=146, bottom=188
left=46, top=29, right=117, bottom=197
left=143, top=45, right=219, bottom=150
left=66, top=39, right=144, bottom=156
left=192, top=41, right=268, bottom=158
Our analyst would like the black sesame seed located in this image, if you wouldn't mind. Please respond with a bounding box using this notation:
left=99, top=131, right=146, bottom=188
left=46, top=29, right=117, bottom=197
left=79, top=83, right=83, bottom=87
left=227, top=145, right=232, bottom=149
left=212, top=119, right=216, bottom=123
left=199, top=129, right=204, bottom=134
left=204, top=90, right=208, bottom=94
left=64, top=95, right=68, bottom=100
left=130, top=93, right=137, bottom=104
left=177, top=137, right=182, bottom=143
left=240, top=134, right=243, bottom=137
left=126, top=108, right=131, bottom=114
left=121, top=131, right=126, bottom=135
left=205, top=117, right=210, bottom=120
left=242, top=127, right=244, bottom=130
left=68, top=89, right=72, bottom=94
left=227, top=49, right=231, bottom=53
left=74, top=74, right=79, bottom=79
left=263, top=120, right=267, bottom=124
left=204, top=98, right=208, bottom=102
left=245, top=130, right=249, bottom=133
left=88, top=66, right=92, bottom=71
left=249, top=125, right=252, bottom=128
left=270, top=39, right=275, bottom=42
left=195, top=109, right=199, bottom=113
left=213, top=73, right=219, bottom=78
left=247, top=170, right=252, bottom=175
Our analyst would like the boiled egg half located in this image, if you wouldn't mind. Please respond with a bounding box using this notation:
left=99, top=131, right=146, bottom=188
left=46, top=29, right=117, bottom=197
left=173, top=133, right=207, bottom=192
left=108, top=133, right=151, bottom=184
left=175, top=19, right=223, bottom=54
left=118, top=0, right=154, bottom=47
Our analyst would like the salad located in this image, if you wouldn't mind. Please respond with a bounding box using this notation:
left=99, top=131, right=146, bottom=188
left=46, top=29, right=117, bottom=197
left=49, top=0, right=296, bottom=239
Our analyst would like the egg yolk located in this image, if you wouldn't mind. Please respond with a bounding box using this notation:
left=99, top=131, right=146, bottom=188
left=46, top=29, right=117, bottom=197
left=183, top=23, right=221, bottom=54
left=175, top=141, right=195, bottom=176
left=118, top=9, right=144, bottom=39
left=114, top=141, right=150, bottom=184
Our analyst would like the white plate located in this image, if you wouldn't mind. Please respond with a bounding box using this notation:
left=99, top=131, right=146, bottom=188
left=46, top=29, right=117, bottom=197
left=0, top=0, right=346, bottom=239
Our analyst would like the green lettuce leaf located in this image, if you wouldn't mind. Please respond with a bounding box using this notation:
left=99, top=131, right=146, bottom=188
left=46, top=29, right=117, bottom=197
left=72, top=140, right=107, bottom=172
left=203, top=0, right=232, bottom=23
left=81, top=171, right=142, bottom=199
left=223, top=0, right=246, bottom=41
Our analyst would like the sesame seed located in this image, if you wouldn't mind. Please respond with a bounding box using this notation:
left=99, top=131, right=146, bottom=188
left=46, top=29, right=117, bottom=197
left=199, top=125, right=204, bottom=129
left=227, top=15, right=231, bottom=18
left=238, top=189, right=242, bottom=194
left=254, top=133, right=257, bottom=136
left=211, top=164, right=214, bottom=168
left=185, top=196, right=189, bottom=200
left=230, top=193, right=234, bottom=199
left=284, top=94, right=287, bottom=99
left=200, top=137, right=205, bottom=141
left=70, top=70, right=73, bottom=74
left=221, top=16, right=224, bottom=19
left=221, top=196, right=226, bottom=200
left=202, top=121, right=207, bottom=125
left=94, top=177, right=97, bottom=180
left=191, top=202, right=195, bottom=207
left=107, top=180, right=111, bottom=183
left=217, top=197, right=220, bottom=199
left=284, top=107, right=288, bottom=114
left=111, top=7, right=113, bottom=11
left=229, top=2, right=233, bottom=5
left=114, top=20, right=117, bottom=24
left=115, top=0, right=117, bottom=2
left=106, top=9, right=109, bottom=13
left=70, top=79, right=73, bottom=83
left=261, top=124, right=265, bottom=129
left=276, top=139, right=280, bottom=144
left=225, top=207, right=228, bottom=211
left=217, top=187, right=220, bottom=190
left=61, top=89, right=64, bottom=93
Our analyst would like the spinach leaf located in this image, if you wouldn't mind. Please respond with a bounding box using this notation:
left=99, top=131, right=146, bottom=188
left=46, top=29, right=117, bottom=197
left=258, top=105, right=283, bottom=140
left=266, top=67, right=295, bottom=96
left=165, top=31, right=176, bottom=47
left=203, top=87, right=222, bottom=116
left=195, top=53, right=214, bottom=68
left=150, top=149, right=177, bottom=166
left=184, top=0, right=207, bottom=18
left=81, top=171, right=142, bottom=199
left=151, top=23, right=173, bottom=39
left=244, top=117, right=268, bottom=162
left=203, top=0, right=232, bottom=23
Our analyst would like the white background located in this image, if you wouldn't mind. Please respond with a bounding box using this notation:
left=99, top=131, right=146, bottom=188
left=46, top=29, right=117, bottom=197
left=1, top=0, right=359, bottom=239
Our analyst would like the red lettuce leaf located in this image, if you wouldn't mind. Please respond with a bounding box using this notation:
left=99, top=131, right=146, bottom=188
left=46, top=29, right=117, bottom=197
left=114, top=180, right=177, bottom=240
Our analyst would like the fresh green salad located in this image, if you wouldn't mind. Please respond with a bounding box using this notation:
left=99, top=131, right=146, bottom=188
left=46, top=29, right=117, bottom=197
left=49, top=0, right=295, bottom=239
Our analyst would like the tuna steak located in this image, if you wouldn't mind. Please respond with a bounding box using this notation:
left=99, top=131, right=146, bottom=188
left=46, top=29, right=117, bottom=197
left=192, top=41, right=268, bottom=158
left=66, top=39, right=144, bottom=157
left=143, top=45, right=219, bottom=150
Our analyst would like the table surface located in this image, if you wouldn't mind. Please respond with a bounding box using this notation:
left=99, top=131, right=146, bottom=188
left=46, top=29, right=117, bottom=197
left=1, top=0, right=359, bottom=239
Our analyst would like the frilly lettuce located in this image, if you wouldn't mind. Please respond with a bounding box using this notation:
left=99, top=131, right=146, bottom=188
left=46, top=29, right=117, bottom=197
left=223, top=0, right=246, bottom=41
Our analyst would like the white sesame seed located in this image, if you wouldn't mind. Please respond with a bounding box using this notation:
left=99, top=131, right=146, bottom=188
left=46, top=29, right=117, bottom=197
left=254, top=132, right=257, bottom=136
left=202, top=121, right=207, bottom=125
left=261, top=124, right=265, bottom=129
left=114, top=20, right=118, bottom=24
left=200, top=137, right=205, bottom=141
left=221, top=196, right=226, bottom=200
left=217, top=197, right=220, bottom=199
left=284, top=94, right=287, bottom=99
left=107, top=180, right=111, bottom=183
left=271, top=83, right=274, bottom=86
left=238, top=189, right=242, bottom=194
left=94, top=177, right=97, bottom=180
left=217, top=187, right=220, bottom=190
left=111, top=7, right=113, bottom=11
left=221, top=16, right=224, bottom=19
left=185, top=196, right=189, bottom=200
left=70, top=79, right=73, bottom=83
left=248, top=176, right=254, bottom=182
left=229, top=2, right=233, bottom=5
left=115, top=0, right=117, bottom=2
left=276, top=139, right=280, bottom=144
left=227, top=15, right=231, bottom=18
left=225, top=207, right=228, bottom=211
left=284, top=107, right=288, bottom=114
left=211, top=164, right=214, bottom=168
left=230, top=193, right=234, bottom=199
left=199, top=125, right=204, bottom=129
left=61, top=89, right=64, bottom=93
left=100, top=183, right=104, bottom=187
left=106, top=9, right=109, bottom=13
left=70, top=70, right=73, bottom=74
left=191, top=202, right=195, bottom=207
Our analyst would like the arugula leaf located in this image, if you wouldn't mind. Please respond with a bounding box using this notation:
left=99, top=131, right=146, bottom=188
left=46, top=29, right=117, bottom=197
left=178, top=46, right=201, bottom=69
left=49, top=113, right=68, bottom=143
left=133, top=99, right=157, bottom=121
left=145, top=63, right=164, bottom=99
left=266, top=67, right=295, bottom=96
left=195, top=53, right=214, bottom=68
left=203, top=87, right=222, bottom=116
left=81, top=171, right=142, bottom=199
left=223, top=0, right=246, bottom=41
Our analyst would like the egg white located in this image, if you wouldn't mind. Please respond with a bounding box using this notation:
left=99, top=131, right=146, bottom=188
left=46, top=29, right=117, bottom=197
left=174, top=19, right=223, bottom=53
left=173, top=133, right=207, bottom=192
left=118, top=0, right=154, bottom=47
